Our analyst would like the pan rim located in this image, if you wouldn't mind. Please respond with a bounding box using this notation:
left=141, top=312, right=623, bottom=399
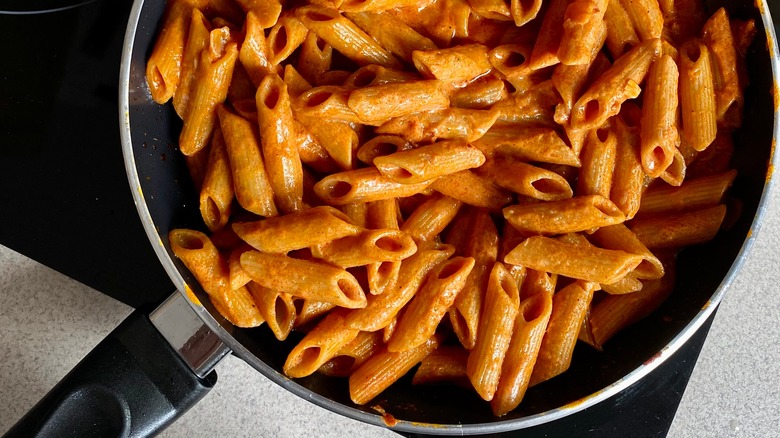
left=117, top=0, right=780, bottom=433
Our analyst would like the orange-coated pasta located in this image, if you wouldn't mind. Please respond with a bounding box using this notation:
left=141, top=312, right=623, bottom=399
left=149, top=0, right=751, bottom=417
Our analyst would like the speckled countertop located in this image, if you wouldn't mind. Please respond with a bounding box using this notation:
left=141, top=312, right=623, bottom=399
left=1, top=185, right=779, bottom=437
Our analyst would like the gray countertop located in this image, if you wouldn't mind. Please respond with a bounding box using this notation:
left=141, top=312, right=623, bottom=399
left=1, top=185, right=779, bottom=437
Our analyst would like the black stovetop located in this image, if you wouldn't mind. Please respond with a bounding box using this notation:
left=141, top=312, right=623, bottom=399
left=0, top=1, right=718, bottom=436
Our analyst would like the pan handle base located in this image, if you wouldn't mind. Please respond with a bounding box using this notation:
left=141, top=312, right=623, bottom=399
left=3, top=308, right=216, bottom=438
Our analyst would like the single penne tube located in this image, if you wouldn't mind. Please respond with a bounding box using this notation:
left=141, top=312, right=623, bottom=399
left=349, top=334, right=441, bottom=405
left=529, top=0, right=569, bottom=70
left=345, top=244, right=455, bottom=332
left=296, top=31, right=333, bottom=85
left=199, top=126, right=234, bottom=232
left=430, top=170, right=513, bottom=211
left=603, top=0, right=639, bottom=59
left=400, top=193, right=463, bottom=245
left=577, top=126, right=617, bottom=198
left=283, top=63, right=313, bottom=97
left=294, top=121, right=342, bottom=174
left=217, top=105, right=278, bottom=217
left=504, top=235, right=643, bottom=284
left=703, top=8, right=742, bottom=124
left=356, top=135, right=414, bottom=165
left=619, top=0, right=663, bottom=41
left=529, top=280, right=598, bottom=385
left=312, top=228, right=417, bottom=268
left=318, top=331, right=384, bottom=377
left=347, top=80, right=450, bottom=125
left=256, top=73, right=304, bottom=213
left=294, top=299, right=336, bottom=328
left=232, top=205, right=361, bottom=253
left=240, top=250, right=367, bottom=308
left=640, top=54, right=680, bottom=177
left=590, top=223, right=664, bottom=279
left=235, top=0, right=283, bottom=28
left=503, top=195, right=624, bottom=235
left=450, top=75, right=509, bottom=109
left=266, top=14, right=309, bottom=66
left=169, top=229, right=264, bottom=328
left=373, top=140, right=485, bottom=184
left=638, top=169, right=737, bottom=217
left=679, top=40, right=718, bottom=152
left=552, top=62, right=590, bottom=126
left=467, top=262, right=520, bottom=401
left=388, top=257, right=475, bottom=352
left=610, top=117, right=644, bottom=219
left=570, top=38, right=661, bottom=130
left=179, top=28, right=238, bottom=156
left=314, top=167, right=434, bottom=205
left=448, top=208, right=499, bottom=350
left=474, top=126, right=580, bottom=167
left=481, top=158, right=574, bottom=201
left=412, top=346, right=470, bottom=386
left=499, top=222, right=529, bottom=286
left=491, top=280, right=553, bottom=416
left=295, top=6, right=401, bottom=68
left=412, top=44, right=493, bottom=84
left=146, top=0, right=203, bottom=103
left=588, top=264, right=675, bottom=348
left=239, top=12, right=278, bottom=88
left=284, top=311, right=360, bottom=377
left=376, top=108, right=500, bottom=144
left=510, top=0, right=543, bottom=26
left=173, top=8, right=211, bottom=119
left=346, top=11, right=437, bottom=63
left=558, top=0, right=608, bottom=66
left=246, top=282, right=296, bottom=341
left=628, top=204, right=727, bottom=249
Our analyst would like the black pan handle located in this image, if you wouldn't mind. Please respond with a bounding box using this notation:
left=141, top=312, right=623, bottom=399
left=3, top=307, right=217, bottom=438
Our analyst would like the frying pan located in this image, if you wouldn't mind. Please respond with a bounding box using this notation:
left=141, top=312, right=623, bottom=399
left=5, top=0, right=780, bottom=436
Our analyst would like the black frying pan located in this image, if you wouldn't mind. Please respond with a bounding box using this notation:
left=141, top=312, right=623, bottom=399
left=6, top=0, right=780, bottom=436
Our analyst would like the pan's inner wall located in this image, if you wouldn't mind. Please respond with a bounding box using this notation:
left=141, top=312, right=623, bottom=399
left=126, top=0, right=774, bottom=428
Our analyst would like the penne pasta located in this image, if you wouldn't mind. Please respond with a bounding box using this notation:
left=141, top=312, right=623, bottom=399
left=679, top=40, right=718, bottom=152
left=430, top=170, right=513, bottom=210
left=503, top=195, right=625, bottom=235
left=640, top=54, right=679, bottom=177
left=346, top=11, right=438, bottom=62
left=466, top=262, right=520, bottom=401
left=312, top=228, right=417, bottom=268
left=217, top=105, right=278, bottom=217
left=314, top=167, right=434, bottom=205
left=179, top=27, right=238, bottom=156
left=169, top=229, right=264, bottom=328
left=504, top=235, right=643, bottom=284
left=232, top=205, right=360, bottom=253
left=349, top=334, right=441, bottom=405
left=412, top=44, right=492, bottom=84
left=628, top=204, right=727, bottom=249
left=256, top=73, right=304, bottom=213
left=388, top=257, right=475, bottom=352
left=374, top=140, right=485, bottom=184
left=401, top=193, right=463, bottom=245
left=240, top=250, right=368, bottom=308
left=199, top=126, right=234, bottom=232
left=529, top=280, right=598, bottom=385
left=347, top=80, right=451, bottom=125
left=481, top=158, right=574, bottom=201
left=296, top=6, right=402, bottom=69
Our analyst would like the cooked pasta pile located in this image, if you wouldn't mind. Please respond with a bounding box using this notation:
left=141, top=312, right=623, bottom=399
left=147, top=0, right=755, bottom=416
